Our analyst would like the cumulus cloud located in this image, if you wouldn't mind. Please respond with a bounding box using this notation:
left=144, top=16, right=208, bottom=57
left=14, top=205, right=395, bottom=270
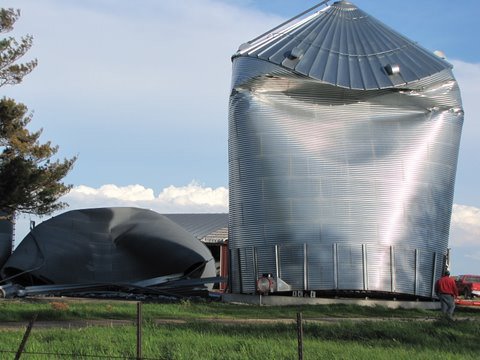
left=63, top=182, right=228, bottom=213
left=68, top=184, right=155, bottom=202
left=157, top=183, right=228, bottom=208
left=450, top=204, right=480, bottom=247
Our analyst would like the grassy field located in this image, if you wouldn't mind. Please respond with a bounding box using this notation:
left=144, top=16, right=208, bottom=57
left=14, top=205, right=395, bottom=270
left=0, top=298, right=479, bottom=359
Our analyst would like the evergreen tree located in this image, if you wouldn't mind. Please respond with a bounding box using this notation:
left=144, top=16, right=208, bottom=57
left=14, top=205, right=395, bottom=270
left=0, top=8, right=37, bottom=86
left=0, top=9, right=76, bottom=220
left=0, top=98, right=77, bottom=220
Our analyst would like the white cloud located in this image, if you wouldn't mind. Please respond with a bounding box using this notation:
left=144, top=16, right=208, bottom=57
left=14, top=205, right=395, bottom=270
left=69, top=184, right=155, bottom=202
left=62, top=182, right=228, bottom=213
left=450, top=204, right=480, bottom=247
left=157, top=182, right=228, bottom=208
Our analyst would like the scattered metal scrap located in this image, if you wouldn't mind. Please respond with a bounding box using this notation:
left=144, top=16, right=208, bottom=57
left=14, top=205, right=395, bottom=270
left=0, top=274, right=226, bottom=299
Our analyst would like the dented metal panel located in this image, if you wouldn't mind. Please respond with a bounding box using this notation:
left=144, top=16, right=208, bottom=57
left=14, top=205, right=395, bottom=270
left=229, top=1, right=463, bottom=298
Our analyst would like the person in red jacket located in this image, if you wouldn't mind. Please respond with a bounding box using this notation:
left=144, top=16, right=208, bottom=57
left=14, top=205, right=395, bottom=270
left=435, top=270, right=459, bottom=319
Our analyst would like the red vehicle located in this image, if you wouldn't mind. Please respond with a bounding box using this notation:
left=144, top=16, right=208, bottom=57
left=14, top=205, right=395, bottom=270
left=455, top=274, right=480, bottom=299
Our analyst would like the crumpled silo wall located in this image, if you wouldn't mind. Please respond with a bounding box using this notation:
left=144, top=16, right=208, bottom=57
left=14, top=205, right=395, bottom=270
left=228, top=57, right=463, bottom=298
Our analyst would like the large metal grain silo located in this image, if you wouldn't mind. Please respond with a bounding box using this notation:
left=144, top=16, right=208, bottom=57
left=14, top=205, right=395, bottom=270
left=228, top=1, right=463, bottom=298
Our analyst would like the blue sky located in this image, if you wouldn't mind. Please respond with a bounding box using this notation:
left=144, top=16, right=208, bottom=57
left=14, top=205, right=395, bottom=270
left=1, top=0, right=479, bottom=275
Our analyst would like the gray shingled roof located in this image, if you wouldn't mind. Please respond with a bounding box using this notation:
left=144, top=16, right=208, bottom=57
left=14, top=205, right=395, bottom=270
left=234, top=0, right=451, bottom=90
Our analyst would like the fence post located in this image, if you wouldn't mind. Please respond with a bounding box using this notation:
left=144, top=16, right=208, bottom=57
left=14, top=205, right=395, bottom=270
left=137, top=302, right=142, bottom=360
left=297, top=312, right=303, bottom=360
left=15, top=313, right=38, bottom=360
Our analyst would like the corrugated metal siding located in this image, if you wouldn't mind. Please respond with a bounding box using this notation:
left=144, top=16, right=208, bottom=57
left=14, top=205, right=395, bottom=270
left=231, top=242, right=445, bottom=296
left=417, top=250, right=435, bottom=297
left=229, top=248, right=241, bottom=293
left=366, top=245, right=392, bottom=291
left=278, top=244, right=305, bottom=289
left=393, top=248, right=415, bottom=294
left=255, top=245, right=277, bottom=277
left=229, top=1, right=463, bottom=298
left=229, top=57, right=462, bottom=298
left=336, top=244, right=364, bottom=290
left=238, top=247, right=256, bottom=293
left=307, top=244, right=335, bottom=290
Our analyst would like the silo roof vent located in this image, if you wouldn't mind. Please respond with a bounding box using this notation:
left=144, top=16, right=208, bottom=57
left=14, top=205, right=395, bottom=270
left=333, top=1, right=356, bottom=9
left=385, top=64, right=401, bottom=76
left=288, top=47, right=304, bottom=60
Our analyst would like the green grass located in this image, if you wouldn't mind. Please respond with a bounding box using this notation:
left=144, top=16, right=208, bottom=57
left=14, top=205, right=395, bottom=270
left=0, top=298, right=135, bottom=321
left=0, top=298, right=479, bottom=359
left=3, top=297, right=478, bottom=322
left=1, top=319, right=479, bottom=359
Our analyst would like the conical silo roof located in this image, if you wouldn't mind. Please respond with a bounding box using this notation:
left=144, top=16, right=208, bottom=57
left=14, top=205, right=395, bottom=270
left=234, top=0, right=451, bottom=90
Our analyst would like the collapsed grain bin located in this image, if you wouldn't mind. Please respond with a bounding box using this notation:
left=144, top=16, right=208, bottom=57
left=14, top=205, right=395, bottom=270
left=1, top=208, right=216, bottom=287
left=228, top=1, right=464, bottom=298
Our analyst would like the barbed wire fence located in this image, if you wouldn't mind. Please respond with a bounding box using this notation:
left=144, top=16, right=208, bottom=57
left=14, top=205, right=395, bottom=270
left=0, top=302, right=163, bottom=360
left=1, top=302, right=307, bottom=360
